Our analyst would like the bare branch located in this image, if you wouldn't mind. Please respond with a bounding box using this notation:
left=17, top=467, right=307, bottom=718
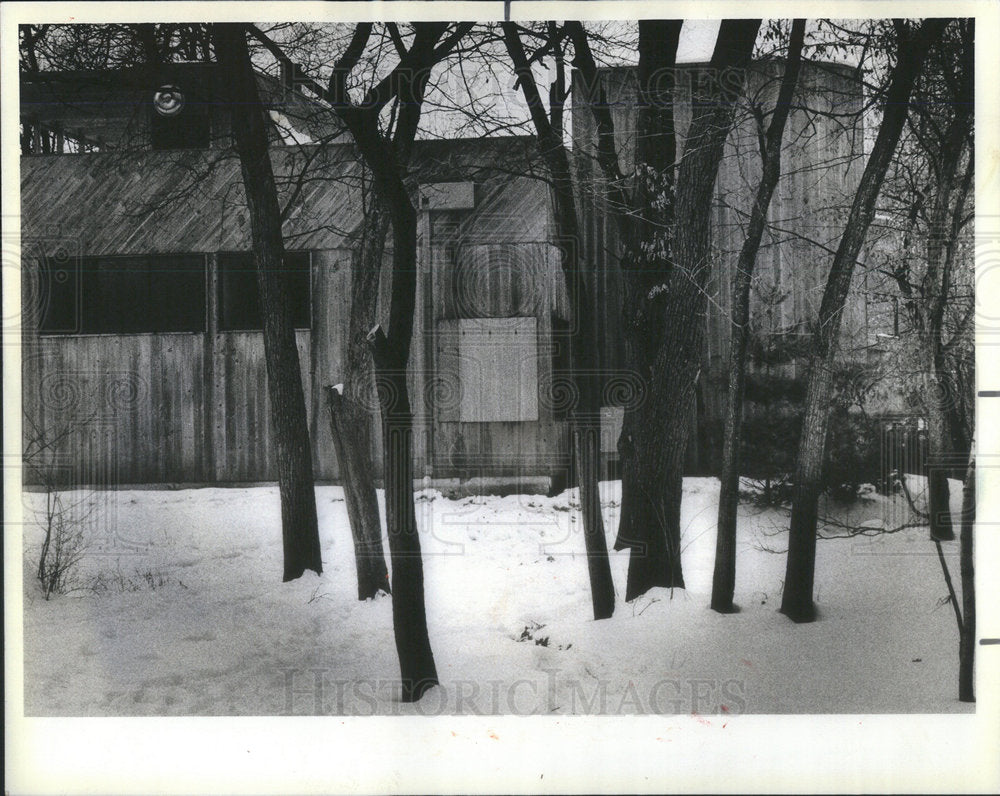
left=385, top=22, right=406, bottom=58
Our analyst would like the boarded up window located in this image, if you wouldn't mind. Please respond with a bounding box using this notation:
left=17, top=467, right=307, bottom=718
left=218, top=251, right=311, bottom=331
left=38, top=254, right=206, bottom=334
left=458, top=317, right=538, bottom=422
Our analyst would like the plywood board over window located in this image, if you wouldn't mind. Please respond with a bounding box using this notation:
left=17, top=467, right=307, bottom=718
left=458, top=317, right=538, bottom=422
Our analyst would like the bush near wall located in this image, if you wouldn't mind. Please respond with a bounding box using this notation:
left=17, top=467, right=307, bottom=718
left=700, top=370, right=885, bottom=505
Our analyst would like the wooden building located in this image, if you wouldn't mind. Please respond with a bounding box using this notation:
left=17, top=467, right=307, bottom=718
left=21, top=59, right=868, bottom=488
left=571, top=60, right=870, bottom=469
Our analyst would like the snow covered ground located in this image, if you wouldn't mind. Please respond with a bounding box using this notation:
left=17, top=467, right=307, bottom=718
left=20, top=477, right=972, bottom=716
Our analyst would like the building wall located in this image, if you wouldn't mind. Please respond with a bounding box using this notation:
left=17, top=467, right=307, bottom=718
left=571, top=60, right=868, bottom=431
left=24, top=332, right=211, bottom=484
left=20, top=65, right=345, bottom=154
left=420, top=173, right=570, bottom=480
left=22, top=253, right=347, bottom=485
left=22, top=60, right=874, bottom=486
left=21, top=137, right=565, bottom=486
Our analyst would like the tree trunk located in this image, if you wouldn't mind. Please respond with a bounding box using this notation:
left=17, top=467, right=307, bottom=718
left=573, top=417, right=616, bottom=618
left=370, top=323, right=438, bottom=702
left=500, top=22, right=615, bottom=619
left=712, top=20, right=806, bottom=614
left=612, top=20, right=683, bottom=600
left=617, top=438, right=685, bottom=599
left=215, top=23, right=322, bottom=582
left=568, top=291, right=616, bottom=619
left=361, top=166, right=439, bottom=700
left=333, top=191, right=391, bottom=599
left=325, top=387, right=389, bottom=599
left=615, top=20, right=761, bottom=601
left=325, top=21, right=464, bottom=703
left=958, top=445, right=975, bottom=702
left=781, top=19, right=947, bottom=622
left=926, top=386, right=955, bottom=541
left=921, top=57, right=972, bottom=540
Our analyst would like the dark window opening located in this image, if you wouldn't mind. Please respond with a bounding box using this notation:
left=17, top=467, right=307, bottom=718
left=218, top=251, right=311, bottom=332
left=38, top=254, right=206, bottom=334
left=35, top=253, right=82, bottom=333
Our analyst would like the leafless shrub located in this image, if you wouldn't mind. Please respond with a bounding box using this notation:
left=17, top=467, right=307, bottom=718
left=89, top=565, right=181, bottom=594
left=33, top=488, right=88, bottom=599
left=23, top=414, right=97, bottom=600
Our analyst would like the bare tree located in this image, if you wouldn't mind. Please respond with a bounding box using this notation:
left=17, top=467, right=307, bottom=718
left=711, top=20, right=807, bottom=614
left=873, top=18, right=975, bottom=696
left=501, top=21, right=615, bottom=620
left=246, top=24, right=394, bottom=600
left=21, top=22, right=212, bottom=71
left=325, top=22, right=474, bottom=700
left=214, top=23, right=323, bottom=581
left=780, top=18, right=949, bottom=623
left=323, top=187, right=392, bottom=600
left=570, top=19, right=761, bottom=600
left=888, top=20, right=974, bottom=542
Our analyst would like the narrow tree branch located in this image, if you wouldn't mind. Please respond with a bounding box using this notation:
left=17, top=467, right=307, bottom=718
left=386, top=22, right=407, bottom=58
left=934, top=539, right=964, bottom=631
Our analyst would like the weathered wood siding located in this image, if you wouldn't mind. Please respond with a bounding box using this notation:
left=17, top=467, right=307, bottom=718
left=23, top=333, right=208, bottom=484
left=22, top=329, right=325, bottom=485
left=572, top=60, right=866, bottom=428
left=21, top=248, right=356, bottom=486
left=21, top=136, right=560, bottom=485
left=19, top=148, right=370, bottom=256
left=21, top=56, right=868, bottom=487
left=423, top=172, right=572, bottom=480
left=210, top=329, right=313, bottom=481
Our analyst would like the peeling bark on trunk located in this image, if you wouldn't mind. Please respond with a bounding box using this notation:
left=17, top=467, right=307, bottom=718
left=215, top=24, right=322, bottom=582
left=712, top=21, right=806, bottom=614
left=780, top=19, right=947, bottom=623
